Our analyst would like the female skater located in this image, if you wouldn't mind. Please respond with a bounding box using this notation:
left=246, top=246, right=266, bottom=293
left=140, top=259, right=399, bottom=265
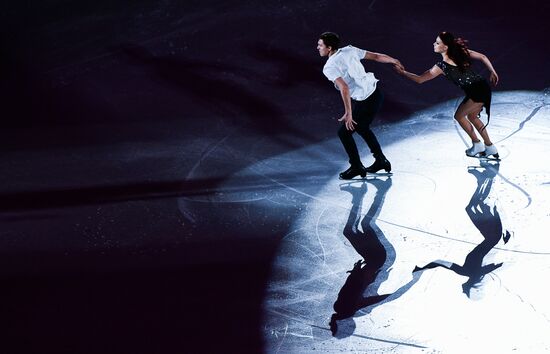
left=396, top=32, right=500, bottom=158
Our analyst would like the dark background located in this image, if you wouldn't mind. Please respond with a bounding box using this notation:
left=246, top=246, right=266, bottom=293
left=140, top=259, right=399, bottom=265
left=1, top=1, right=548, bottom=353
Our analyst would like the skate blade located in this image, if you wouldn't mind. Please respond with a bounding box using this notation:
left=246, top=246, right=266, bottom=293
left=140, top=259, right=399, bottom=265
left=367, top=172, right=393, bottom=177
left=476, top=155, right=501, bottom=161
left=466, top=153, right=501, bottom=161
left=338, top=172, right=392, bottom=181
left=338, top=176, right=367, bottom=181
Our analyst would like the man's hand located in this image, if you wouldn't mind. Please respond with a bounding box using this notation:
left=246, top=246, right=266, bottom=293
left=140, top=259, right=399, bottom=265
left=394, top=63, right=405, bottom=75
left=338, top=112, right=357, bottom=131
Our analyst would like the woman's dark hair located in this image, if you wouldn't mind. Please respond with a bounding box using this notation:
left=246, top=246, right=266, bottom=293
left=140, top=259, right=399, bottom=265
left=319, top=32, right=341, bottom=51
left=439, top=31, right=471, bottom=71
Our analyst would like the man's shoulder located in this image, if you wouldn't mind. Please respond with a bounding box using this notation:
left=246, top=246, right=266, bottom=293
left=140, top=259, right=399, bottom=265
left=323, top=53, right=341, bottom=68
left=341, top=45, right=366, bottom=52
left=341, top=45, right=357, bottom=51
left=339, top=45, right=367, bottom=61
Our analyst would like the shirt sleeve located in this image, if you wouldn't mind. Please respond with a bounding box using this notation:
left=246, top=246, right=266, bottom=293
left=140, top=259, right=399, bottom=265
left=351, top=46, right=367, bottom=60
left=323, top=64, right=344, bottom=82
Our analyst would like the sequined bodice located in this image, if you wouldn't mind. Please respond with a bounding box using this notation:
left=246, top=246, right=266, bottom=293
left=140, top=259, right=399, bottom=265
left=436, top=61, right=484, bottom=88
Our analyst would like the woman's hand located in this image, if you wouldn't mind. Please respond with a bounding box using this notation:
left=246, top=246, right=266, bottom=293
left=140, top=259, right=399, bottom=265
left=393, top=59, right=404, bottom=71
left=339, top=112, right=357, bottom=131
left=490, top=71, right=499, bottom=86
left=394, top=64, right=405, bottom=75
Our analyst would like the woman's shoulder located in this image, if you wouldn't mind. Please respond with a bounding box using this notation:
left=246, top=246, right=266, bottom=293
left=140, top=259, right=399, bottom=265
left=436, top=61, right=455, bottom=73
left=434, top=61, right=445, bottom=71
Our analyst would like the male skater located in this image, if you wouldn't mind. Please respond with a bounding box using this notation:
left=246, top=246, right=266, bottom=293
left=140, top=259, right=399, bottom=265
left=317, top=32, right=402, bottom=179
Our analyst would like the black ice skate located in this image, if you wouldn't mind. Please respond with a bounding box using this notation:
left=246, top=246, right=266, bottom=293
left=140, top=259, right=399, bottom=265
left=339, top=165, right=367, bottom=180
left=365, top=158, right=392, bottom=174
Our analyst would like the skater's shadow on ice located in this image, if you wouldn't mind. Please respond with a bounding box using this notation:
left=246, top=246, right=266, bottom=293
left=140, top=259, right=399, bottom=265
left=329, top=177, right=421, bottom=337
left=414, top=160, right=511, bottom=299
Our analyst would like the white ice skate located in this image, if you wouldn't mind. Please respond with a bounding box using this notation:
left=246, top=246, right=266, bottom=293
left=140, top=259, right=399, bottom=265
left=465, top=141, right=485, bottom=157
left=480, top=144, right=500, bottom=160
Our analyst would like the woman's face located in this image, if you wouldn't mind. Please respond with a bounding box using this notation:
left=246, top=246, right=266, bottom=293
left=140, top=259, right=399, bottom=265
left=433, top=37, right=448, bottom=54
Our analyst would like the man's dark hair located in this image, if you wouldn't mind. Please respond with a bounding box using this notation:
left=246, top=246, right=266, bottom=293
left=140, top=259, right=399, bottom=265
left=319, top=32, right=340, bottom=51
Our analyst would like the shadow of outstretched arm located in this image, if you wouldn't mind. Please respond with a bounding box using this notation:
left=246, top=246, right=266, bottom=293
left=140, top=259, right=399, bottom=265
left=414, top=160, right=510, bottom=298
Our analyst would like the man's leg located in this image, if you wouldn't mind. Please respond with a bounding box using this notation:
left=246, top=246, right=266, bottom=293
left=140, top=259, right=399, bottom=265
left=337, top=125, right=367, bottom=179
left=354, top=89, right=391, bottom=172
left=338, top=124, right=362, bottom=167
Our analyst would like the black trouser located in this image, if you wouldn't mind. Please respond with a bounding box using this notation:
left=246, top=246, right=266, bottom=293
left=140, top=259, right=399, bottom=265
left=338, top=87, right=385, bottom=167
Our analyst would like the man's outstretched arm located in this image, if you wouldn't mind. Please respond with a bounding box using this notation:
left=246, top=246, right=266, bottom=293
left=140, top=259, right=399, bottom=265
left=365, top=51, right=403, bottom=70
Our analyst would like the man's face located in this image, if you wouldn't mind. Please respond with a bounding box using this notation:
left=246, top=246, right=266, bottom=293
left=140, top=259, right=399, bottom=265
left=317, top=39, right=331, bottom=57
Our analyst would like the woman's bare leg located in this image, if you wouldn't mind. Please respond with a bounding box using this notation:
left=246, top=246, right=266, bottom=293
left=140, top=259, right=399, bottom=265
left=466, top=110, right=493, bottom=146
left=454, top=100, right=485, bottom=142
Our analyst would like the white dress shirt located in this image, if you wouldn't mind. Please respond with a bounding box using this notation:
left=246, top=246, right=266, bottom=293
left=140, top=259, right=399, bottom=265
left=323, top=45, right=379, bottom=101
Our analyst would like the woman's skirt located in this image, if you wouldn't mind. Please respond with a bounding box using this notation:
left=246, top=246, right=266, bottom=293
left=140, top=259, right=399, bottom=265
left=461, top=79, right=492, bottom=129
